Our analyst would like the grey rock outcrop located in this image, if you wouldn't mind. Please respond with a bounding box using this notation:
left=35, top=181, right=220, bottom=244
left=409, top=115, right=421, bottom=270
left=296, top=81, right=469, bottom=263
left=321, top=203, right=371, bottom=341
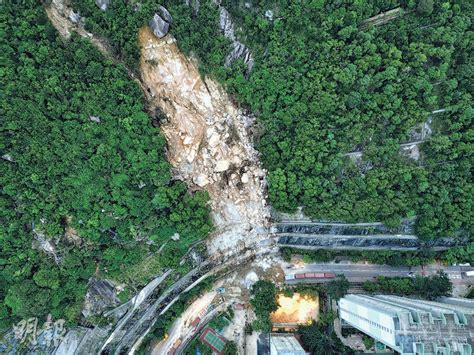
left=159, top=5, right=173, bottom=24
left=218, top=7, right=254, bottom=74
left=69, top=10, right=83, bottom=24
left=185, top=0, right=200, bottom=13
left=89, top=115, right=101, bottom=123
left=227, top=41, right=253, bottom=70
left=61, top=327, right=109, bottom=355
left=82, top=278, right=120, bottom=318
left=54, top=328, right=87, bottom=355
left=265, top=9, right=274, bottom=21
left=150, top=14, right=169, bottom=38
left=95, top=0, right=110, bottom=11
left=1, top=154, right=15, bottom=162
left=32, top=230, right=61, bottom=264
left=150, top=6, right=173, bottom=39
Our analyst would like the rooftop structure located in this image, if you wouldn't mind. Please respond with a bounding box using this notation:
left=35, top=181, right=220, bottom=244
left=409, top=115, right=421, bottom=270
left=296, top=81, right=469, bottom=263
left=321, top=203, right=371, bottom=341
left=270, top=334, right=306, bottom=355
left=338, top=295, right=474, bottom=355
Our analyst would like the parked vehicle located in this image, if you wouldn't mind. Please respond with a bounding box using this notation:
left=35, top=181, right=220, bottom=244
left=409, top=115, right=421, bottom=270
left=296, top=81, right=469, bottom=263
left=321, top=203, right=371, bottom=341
left=463, top=271, right=474, bottom=277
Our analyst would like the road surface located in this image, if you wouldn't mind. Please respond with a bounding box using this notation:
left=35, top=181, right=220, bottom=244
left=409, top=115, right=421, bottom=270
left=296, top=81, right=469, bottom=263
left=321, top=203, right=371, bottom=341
left=99, top=270, right=172, bottom=353
left=285, top=263, right=474, bottom=285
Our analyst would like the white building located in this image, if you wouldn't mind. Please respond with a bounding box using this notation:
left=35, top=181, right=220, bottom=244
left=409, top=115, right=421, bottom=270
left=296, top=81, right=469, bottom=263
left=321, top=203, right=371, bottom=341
left=270, top=334, right=306, bottom=355
left=338, top=295, right=474, bottom=355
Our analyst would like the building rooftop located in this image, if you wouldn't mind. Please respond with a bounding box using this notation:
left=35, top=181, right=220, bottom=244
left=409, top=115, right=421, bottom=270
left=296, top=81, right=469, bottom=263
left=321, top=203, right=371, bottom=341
left=338, top=295, right=474, bottom=355
left=342, top=294, right=404, bottom=317
left=270, top=334, right=305, bottom=355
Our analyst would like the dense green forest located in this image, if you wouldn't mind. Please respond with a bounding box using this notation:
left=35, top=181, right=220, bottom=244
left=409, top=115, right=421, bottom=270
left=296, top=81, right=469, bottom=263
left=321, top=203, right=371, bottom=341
left=216, top=0, right=473, bottom=239
left=281, top=245, right=474, bottom=266
left=1, top=0, right=472, bottom=335
left=71, top=0, right=472, bottom=240
left=363, top=271, right=453, bottom=300
left=0, top=2, right=212, bottom=330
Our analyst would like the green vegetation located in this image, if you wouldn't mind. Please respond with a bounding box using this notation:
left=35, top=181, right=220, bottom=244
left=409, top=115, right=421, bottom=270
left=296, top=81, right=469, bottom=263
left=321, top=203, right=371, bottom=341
left=1, top=2, right=212, bottom=330
left=71, top=0, right=231, bottom=75
left=298, top=312, right=352, bottom=355
left=2, top=0, right=473, bottom=338
left=214, top=1, right=473, bottom=239
left=222, top=341, right=238, bottom=355
left=72, top=0, right=473, bottom=245
left=362, top=335, right=375, bottom=350
left=281, top=246, right=474, bottom=266
left=208, top=307, right=233, bottom=332
left=325, top=275, right=350, bottom=300
left=250, top=280, right=279, bottom=332
left=290, top=284, right=322, bottom=299
left=363, top=271, right=452, bottom=300
left=183, top=337, right=212, bottom=355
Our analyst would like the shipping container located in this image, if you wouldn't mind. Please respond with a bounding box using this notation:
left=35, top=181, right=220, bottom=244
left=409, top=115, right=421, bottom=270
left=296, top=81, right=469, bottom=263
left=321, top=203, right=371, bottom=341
left=314, top=273, right=326, bottom=278
left=295, top=273, right=305, bottom=279
left=305, top=272, right=316, bottom=278
left=324, top=273, right=336, bottom=278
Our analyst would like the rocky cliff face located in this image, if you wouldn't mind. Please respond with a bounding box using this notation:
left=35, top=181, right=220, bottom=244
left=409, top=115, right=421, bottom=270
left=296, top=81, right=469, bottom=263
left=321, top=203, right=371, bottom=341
left=218, top=6, right=254, bottom=74
left=139, top=27, right=270, bottom=258
left=82, top=278, right=121, bottom=318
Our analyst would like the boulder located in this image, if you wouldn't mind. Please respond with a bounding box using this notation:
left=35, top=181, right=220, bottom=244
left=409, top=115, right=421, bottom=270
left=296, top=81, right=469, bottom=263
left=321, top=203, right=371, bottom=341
left=150, top=7, right=172, bottom=39
left=265, top=9, right=274, bottom=21
left=150, top=14, right=170, bottom=38
left=215, top=160, right=230, bottom=172
left=1, top=154, right=14, bottom=162
left=89, top=115, right=101, bottom=123
left=159, top=5, right=173, bottom=24
left=69, top=10, right=82, bottom=24
left=193, top=174, right=210, bottom=187
left=95, top=0, right=110, bottom=11
left=183, top=135, right=193, bottom=145
left=208, top=132, right=220, bottom=147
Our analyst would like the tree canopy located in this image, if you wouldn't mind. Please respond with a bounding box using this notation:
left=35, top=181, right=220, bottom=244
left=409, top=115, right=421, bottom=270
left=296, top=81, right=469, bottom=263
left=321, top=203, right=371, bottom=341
left=0, top=2, right=212, bottom=329
left=325, top=275, right=350, bottom=300
left=250, top=280, right=279, bottom=332
left=299, top=318, right=353, bottom=355
left=72, top=0, right=473, bottom=240
left=363, top=271, right=452, bottom=300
